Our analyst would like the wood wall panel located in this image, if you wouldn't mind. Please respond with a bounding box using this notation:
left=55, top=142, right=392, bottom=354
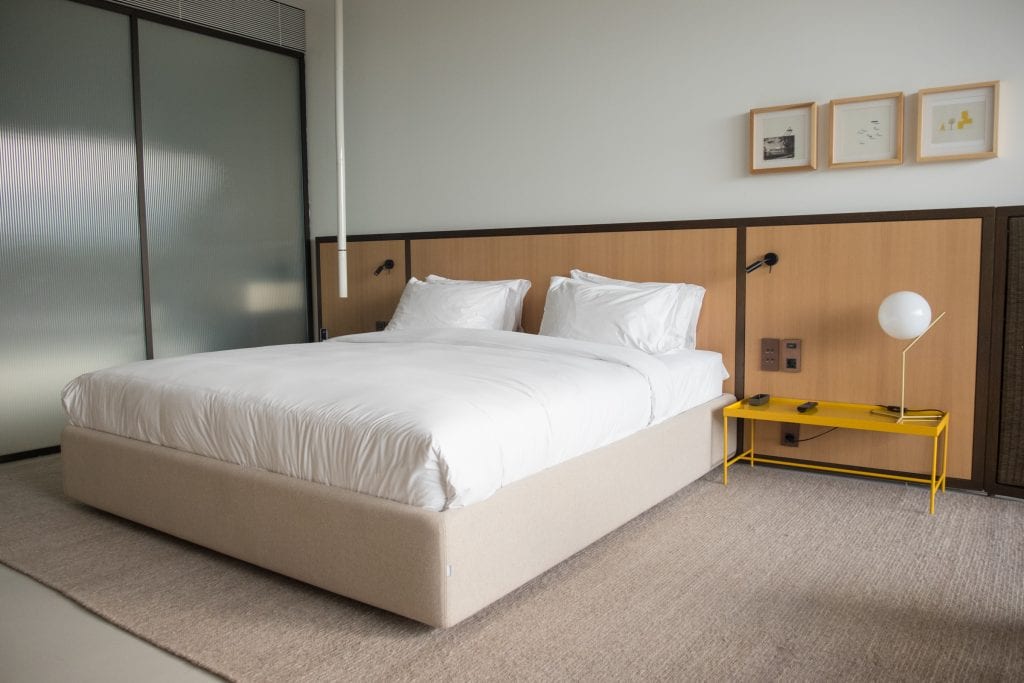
left=410, top=228, right=738, bottom=394
left=318, top=240, right=406, bottom=336
left=744, top=219, right=981, bottom=479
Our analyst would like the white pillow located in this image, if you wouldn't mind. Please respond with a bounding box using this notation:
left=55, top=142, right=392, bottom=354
left=570, top=269, right=705, bottom=350
left=538, top=276, right=683, bottom=353
left=387, top=278, right=514, bottom=331
left=424, top=274, right=531, bottom=331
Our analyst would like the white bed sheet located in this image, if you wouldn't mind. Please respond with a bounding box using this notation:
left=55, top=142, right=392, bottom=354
left=62, top=329, right=727, bottom=510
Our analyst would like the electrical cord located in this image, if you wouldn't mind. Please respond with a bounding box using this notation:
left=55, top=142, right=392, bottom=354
left=876, top=405, right=945, bottom=415
left=786, top=405, right=945, bottom=445
left=788, top=427, right=839, bottom=444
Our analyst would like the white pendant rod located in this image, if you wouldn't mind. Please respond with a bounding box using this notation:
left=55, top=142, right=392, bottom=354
left=335, top=0, right=348, bottom=298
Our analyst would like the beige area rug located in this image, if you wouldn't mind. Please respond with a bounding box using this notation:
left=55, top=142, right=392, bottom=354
left=1, top=455, right=1022, bottom=681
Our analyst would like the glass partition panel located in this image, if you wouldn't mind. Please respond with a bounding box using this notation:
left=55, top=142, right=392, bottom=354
left=138, top=20, right=308, bottom=357
left=0, top=0, right=146, bottom=455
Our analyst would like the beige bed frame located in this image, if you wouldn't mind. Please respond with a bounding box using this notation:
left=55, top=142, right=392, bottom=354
left=62, top=393, right=735, bottom=628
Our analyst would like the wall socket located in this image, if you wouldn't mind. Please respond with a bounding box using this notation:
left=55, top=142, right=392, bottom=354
left=760, top=338, right=780, bottom=371
left=781, top=338, right=802, bottom=372
left=781, top=423, right=800, bottom=447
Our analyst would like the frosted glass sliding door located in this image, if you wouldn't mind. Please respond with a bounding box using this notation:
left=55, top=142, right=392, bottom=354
left=138, top=21, right=308, bottom=357
left=0, top=0, right=146, bottom=456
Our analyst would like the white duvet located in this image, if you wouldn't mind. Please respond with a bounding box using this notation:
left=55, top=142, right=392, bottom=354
left=62, top=329, right=727, bottom=510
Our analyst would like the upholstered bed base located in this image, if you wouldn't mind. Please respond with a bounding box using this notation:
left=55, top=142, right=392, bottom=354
left=61, top=393, right=735, bottom=628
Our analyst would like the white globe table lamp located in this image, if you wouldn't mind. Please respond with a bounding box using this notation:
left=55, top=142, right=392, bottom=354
left=873, top=291, right=946, bottom=422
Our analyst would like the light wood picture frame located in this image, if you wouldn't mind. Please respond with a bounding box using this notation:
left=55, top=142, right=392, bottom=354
left=749, top=101, right=817, bottom=174
left=829, top=92, right=904, bottom=168
left=917, top=81, right=999, bottom=163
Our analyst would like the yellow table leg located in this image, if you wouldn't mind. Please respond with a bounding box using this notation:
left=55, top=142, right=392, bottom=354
left=723, top=415, right=729, bottom=485
left=930, top=432, right=939, bottom=515
left=941, top=422, right=949, bottom=493
left=749, top=420, right=755, bottom=467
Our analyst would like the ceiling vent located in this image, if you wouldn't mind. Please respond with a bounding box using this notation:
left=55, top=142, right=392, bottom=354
left=109, top=0, right=305, bottom=52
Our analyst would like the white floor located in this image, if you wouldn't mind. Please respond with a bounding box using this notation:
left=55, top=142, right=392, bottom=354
left=0, top=563, right=217, bottom=682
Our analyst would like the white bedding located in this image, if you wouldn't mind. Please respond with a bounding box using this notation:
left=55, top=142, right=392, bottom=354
left=62, top=329, right=727, bottom=510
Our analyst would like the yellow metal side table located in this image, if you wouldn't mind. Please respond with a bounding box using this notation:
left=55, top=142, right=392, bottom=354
left=722, top=397, right=949, bottom=514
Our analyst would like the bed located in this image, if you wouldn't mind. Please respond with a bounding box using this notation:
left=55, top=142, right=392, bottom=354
left=61, top=273, right=736, bottom=628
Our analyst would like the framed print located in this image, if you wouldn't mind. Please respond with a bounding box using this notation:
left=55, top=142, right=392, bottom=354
left=749, top=101, right=817, bottom=174
left=917, top=81, right=999, bottom=162
left=829, top=92, right=904, bottom=168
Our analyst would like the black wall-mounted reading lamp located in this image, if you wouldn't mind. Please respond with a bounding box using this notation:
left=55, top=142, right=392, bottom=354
left=745, top=252, right=779, bottom=274
left=373, top=259, right=395, bottom=276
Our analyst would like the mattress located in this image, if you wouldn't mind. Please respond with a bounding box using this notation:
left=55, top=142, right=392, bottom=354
left=62, top=329, right=727, bottom=511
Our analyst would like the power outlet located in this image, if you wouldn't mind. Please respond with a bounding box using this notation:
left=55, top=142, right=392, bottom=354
left=781, top=423, right=800, bottom=447
left=760, top=338, right=780, bottom=371
left=782, top=339, right=802, bottom=372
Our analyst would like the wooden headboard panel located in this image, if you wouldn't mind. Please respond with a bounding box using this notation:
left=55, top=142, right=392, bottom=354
left=318, top=228, right=738, bottom=393
left=744, top=218, right=982, bottom=480
left=318, top=239, right=407, bottom=337
left=409, top=228, right=738, bottom=393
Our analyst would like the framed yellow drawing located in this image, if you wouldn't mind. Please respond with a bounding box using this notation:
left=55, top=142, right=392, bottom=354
left=917, top=81, right=999, bottom=163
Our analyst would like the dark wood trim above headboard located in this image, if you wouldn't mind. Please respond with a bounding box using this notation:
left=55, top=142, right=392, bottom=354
left=315, top=206, right=995, bottom=245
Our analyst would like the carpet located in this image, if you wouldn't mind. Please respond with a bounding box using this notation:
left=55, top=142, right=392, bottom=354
left=1, top=455, right=1022, bottom=681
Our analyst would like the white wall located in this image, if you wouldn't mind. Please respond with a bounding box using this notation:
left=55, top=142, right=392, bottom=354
left=338, top=0, right=1022, bottom=235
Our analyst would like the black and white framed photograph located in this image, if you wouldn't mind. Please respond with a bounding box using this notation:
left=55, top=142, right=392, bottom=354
left=749, top=101, right=817, bottom=174
left=829, top=92, right=904, bottom=168
left=917, top=81, right=999, bottom=162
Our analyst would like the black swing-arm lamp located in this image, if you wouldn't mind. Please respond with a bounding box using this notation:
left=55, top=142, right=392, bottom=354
left=745, top=252, right=779, bottom=274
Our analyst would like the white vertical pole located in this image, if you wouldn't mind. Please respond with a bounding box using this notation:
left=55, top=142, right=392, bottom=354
left=335, top=0, right=348, bottom=298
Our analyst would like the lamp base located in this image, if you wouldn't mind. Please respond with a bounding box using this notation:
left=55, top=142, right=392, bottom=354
left=870, top=407, right=944, bottom=423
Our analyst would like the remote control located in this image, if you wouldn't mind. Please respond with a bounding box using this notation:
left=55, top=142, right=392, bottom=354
left=797, top=401, right=818, bottom=413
